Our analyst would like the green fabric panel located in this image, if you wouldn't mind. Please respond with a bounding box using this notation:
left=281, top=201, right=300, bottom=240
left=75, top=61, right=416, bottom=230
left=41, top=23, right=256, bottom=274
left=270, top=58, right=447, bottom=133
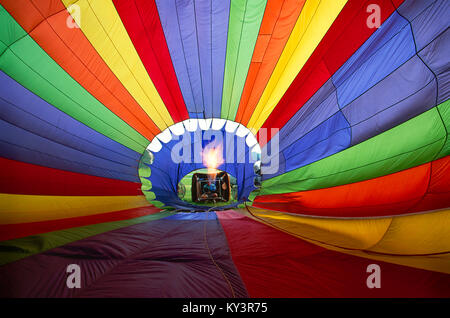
left=139, top=150, right=153, bottom=197
left=138, top=150, right=153, bottom=178
left=0, top=40, right=7, bottom=56
left=0, top=5, right=25, bottom=53
left=0, top=6, right=148, bottom=154
left=436, top=99, right=450, bottom=159
left=260, top=106, right=448, bottom=195
left=221, top=0, right=266, bottom=120
left=144, top=191, right=156, bottom=201
left=149, top=199, right=166, bottom=209
left=248, top=190, right=259, bottom=202
left=0, top=210, right=175, bottom=266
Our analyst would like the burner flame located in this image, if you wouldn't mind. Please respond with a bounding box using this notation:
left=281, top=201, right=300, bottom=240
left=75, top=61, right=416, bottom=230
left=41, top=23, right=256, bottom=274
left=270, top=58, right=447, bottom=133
left=203, top=144, right=223, bottom=183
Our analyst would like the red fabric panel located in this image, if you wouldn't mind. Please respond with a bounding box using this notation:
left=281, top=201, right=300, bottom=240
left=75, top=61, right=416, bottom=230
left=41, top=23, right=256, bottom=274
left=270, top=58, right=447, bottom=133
left=0, top=157, right=142, bottom=196
left=391, top=0, right=405, bottom=8
left=410, top=155, right=450, bottom=213
left=253, top=156, right=450, bottom=217
left=259, top=0, right=403, bottom=144
left=254, top=160, right=427, bottom=217
left=217, top=210, right=450, bottom=297
left=113, top=0, right=189, bottom=123
left=0, top=206, right=160, bottom=241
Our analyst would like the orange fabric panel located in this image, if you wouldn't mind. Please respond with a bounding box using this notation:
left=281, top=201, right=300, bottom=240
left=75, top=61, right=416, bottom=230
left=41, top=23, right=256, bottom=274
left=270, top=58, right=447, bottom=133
left=251, top=34, right=271, bottom=63
left=2, top=0, right=159, bottom=140
left=235, top=0, right=305, bottom=126
left=254, top=159, right=437, bottom=217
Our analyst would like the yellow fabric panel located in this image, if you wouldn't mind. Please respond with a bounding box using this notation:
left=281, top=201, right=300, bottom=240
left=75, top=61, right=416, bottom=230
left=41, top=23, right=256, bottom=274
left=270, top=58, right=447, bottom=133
left=248, top=207, right=392, bottom=250
left=368, top=209, right=450, bottom=255
left=0, top=193, right=150, bottom=224
left=62, top=0, right=173, bottom=130
left=282, top=228, right=450, bottom=274
left=339, top=250, right=450, bottom=275
left=244, top=207, right=450, bottom=274
left=247, top=0, right=347, bottom=131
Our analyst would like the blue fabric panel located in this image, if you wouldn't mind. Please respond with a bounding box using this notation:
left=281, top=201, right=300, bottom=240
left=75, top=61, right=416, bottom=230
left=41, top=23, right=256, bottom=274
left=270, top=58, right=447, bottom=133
left=332, top=12, right=410, bottom=88
left=164, top=212, right=217, bottom=220
left=0, top=120, right=139, bottom=182
left=0, top=71, right=139, bottom=166
left=332, top=12, right=416, bottom=108
left=261, top=151, right=285, bottom=181
left=262, top=80, right=341, bottom=179
left=273, top=79, right=339, bottom=153
left=343, top=55, right=436, bottom=145
left=399, top=0, right=449, bottom=51
left=156, top=0, right=230, bottom=118
left=263, top=112, right=351, bottom=179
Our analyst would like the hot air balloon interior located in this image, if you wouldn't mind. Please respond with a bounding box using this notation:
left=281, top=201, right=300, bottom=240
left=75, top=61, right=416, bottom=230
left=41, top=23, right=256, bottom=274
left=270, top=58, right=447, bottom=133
left=0, top=0, right=449, bottom=298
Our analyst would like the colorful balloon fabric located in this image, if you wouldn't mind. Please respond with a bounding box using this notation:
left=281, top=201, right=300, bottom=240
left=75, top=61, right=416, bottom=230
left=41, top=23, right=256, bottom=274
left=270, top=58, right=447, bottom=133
left=0, top=0, right=449, bottom=297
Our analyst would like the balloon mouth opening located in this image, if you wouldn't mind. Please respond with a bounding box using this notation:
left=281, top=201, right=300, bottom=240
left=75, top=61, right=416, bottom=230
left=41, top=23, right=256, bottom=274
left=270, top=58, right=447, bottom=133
left=138, top=119, right=262, bottom=210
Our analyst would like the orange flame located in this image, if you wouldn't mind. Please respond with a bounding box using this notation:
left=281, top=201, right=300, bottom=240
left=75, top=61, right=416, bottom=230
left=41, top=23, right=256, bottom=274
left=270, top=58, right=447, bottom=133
left=203, top=144, right=223, bottom=183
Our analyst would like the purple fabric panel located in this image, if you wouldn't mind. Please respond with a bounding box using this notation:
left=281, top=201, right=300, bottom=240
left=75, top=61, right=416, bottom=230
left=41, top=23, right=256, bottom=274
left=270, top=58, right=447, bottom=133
left=399, top=0, right=449, bottom=51
left=0, top=72, right=139, bottom=166
left=437, top=71, right=449, bottom=105
left=419, top=29, right=449, bottom=104
left=0, top=212, right=248, bottom=298
left=396, top=0, right=435, bottom=21
left=211, top=0, right=230, bottom=118
left=156, top=0, right=197, bottom=117
left=0, top=120, right=139, bottom=182
left=419, top=29, right=450, bottom=76
left=343, top=55, right=436, bottom=145
left=155, top=0, right=230, bottom=118
left=195, top=0, right=213, bottom=117
left=175, top=0, right=204, bottom=117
